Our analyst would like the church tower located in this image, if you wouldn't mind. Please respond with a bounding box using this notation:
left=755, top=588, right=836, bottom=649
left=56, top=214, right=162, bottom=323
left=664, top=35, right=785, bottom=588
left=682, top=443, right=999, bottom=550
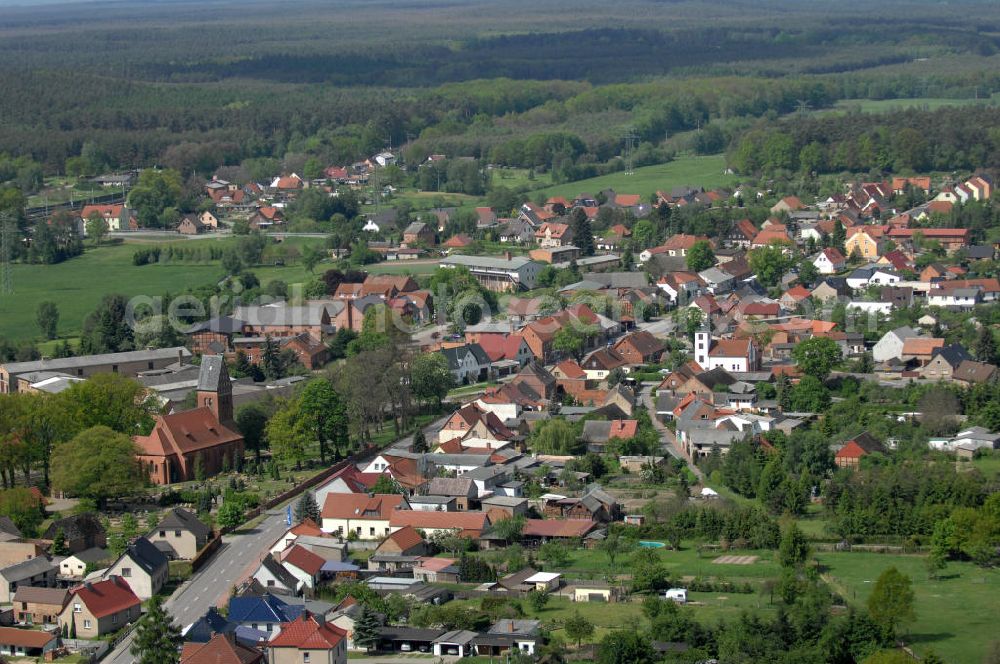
left=196, top=355, right=233, bottom=426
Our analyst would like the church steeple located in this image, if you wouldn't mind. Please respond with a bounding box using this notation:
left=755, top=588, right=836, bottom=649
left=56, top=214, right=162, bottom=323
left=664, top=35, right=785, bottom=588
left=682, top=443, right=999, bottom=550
left=196, top=356, right=233, bottom=425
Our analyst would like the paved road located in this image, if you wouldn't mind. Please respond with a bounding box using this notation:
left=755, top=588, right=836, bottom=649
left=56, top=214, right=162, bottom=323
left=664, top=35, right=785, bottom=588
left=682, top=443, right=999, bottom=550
left=108, top=411, right=454, bottom=664
left=105, top=510, right=291, bottom=664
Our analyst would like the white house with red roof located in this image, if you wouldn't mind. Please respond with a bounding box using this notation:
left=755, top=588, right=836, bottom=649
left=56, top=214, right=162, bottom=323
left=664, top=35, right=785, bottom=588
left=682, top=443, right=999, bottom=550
left=320, top=494, right=409, bottom=539
left=811, top=248, right=846, bottom=275
left=694, top=330, right=759, bottom=372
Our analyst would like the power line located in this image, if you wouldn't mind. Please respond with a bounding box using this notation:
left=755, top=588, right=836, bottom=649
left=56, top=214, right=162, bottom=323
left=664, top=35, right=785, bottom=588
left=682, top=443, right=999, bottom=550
left=621, top=127, right=639, bottom=176
left=0, top=212, right=13, bottom=297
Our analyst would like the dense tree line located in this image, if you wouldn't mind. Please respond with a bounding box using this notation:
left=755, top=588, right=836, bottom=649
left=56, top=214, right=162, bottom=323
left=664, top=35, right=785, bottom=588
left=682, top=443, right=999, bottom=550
left=729, top=106, right=1000, bottom=176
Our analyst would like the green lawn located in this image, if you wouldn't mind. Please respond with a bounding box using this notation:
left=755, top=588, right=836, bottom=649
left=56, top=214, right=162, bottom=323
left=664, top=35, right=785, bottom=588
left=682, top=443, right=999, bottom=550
left=532, top=154, right=735, bottom=201
left=817, top=551, right=1000, bottom=663
left=967, top=453, right=1000, bottom=480
left=0, top=237, right=326, bottom=341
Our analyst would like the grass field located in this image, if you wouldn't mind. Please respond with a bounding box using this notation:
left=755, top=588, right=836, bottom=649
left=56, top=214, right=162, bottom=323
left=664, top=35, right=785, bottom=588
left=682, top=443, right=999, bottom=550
left=967, top=453, right=1000, bottom=480
left=532, top=154, right=735, bottom=201
left=0, top=237, right=326, bottom=341
left=817, top=551, right=1000, bottom=663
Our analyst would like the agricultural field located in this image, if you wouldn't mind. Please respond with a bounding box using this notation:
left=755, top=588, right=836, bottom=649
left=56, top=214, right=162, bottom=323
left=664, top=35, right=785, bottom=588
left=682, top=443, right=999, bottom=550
left=817, top=551, right=1000, bottom=663
left=532, top=154, right=736, bottom=201
left=0, top=237, right=327, bottom=341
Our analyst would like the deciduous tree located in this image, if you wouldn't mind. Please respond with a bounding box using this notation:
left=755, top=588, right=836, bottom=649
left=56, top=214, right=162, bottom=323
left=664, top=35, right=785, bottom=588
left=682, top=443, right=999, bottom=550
left=50, top=426, right=143, bottom=508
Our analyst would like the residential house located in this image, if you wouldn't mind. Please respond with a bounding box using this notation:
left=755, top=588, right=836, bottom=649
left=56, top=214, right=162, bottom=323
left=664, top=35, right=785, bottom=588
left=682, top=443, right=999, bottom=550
left=613, top=331, right=664, bottom=365
left=253, top=556, right=302, bottom=596
left=373, top=526, right=427, bottom=557
left=952, top=360, right=999, bottom=387
left=59, top=548, right=110, bottom=580
left=534, top=222, right=574, bottom=248
left=919, top=345, right=972, bottom=381
left=177, top=214, right=207, bottom=235
left=12, top=586, right=69, bottom=625
left=59, top=577, right=142, bottom=639
left=402, top=222, right=435, bottom=246
left=844, top=228, right=883, bottom=260
left=266, top=612, right=347, bottom=664
left=580, top=420, right=638, bottom=454
left=0, top=626, right=58, bottom=657
left=834, top=432, right=885, bottom=469
left=580, top=348, right=628, bottom=380
left=812, top=248, right=846, bottom=275
left=771, top=196, right=805, bottom=214
left=694, top=332, right=759, bottom=372
left=440, top=344, right=492, bottom=385
left=425, top=478, right=478, bottom=511
left=321, top=494, right=408, bottom=539
left=181, top=633, right=264, bottom=664
left=0, top=538, right=45, bottom=569
left=148, top=508, right=212, bottom=560
left=102, top=537, right=168, bottom=600
left=0, top=557, right=58, bottom=603
left=281, top=546, right=325, bottom=591
left=228, top=593, right=301, bottom=637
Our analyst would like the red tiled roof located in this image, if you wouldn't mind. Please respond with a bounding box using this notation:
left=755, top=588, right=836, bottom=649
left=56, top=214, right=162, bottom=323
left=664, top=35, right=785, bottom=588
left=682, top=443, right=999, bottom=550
left=268, top=613, right=346, bottom=649
left=835, top=440, right=868, bottom=461
left=320, top=493, right=406, bottom=520
left=663, top=234, right=709, bottom=251
left=80, top=204, right=123, bottom=219
left=0, top=627, right=57, bottom=649
left=554, top=360, right=586, bottom=380
left=134, top=408, right=242, bottom=458
left=282, top=545, right=325, bottom=576
left=181, top=634, right=263, bottom=664
left=609, top=420, right=638, bottom=439
left=380, top=525, right=424, bottom=552
left=901, top=338, right=944, bottom=356
left=69, top=577, right=141, bottom=619
left=388, top=510, right=489, bottom=535
left=888, top=227, right=968, bottom=239
left=615, top=194, right=641, bottom=207
left=709, top=338, right=752, bottom=358
left=443, top=234, right=473, bottom=248
left=290, top=519, right=325, bottom=537
left=535, top=222, right=571, bottom=239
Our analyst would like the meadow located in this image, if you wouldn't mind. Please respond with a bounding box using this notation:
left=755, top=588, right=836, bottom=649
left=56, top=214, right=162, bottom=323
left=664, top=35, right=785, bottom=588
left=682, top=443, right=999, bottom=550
left=0, top=237, right=326, bottom=341
left=817, top=551, right=1000, bottom=663
left=532, top=155, right=735, bottom=201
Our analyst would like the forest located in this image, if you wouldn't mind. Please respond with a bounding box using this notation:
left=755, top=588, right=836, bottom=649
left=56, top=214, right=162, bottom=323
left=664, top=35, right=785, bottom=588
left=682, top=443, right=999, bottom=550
left=1, top=0, right=1000, bottom=182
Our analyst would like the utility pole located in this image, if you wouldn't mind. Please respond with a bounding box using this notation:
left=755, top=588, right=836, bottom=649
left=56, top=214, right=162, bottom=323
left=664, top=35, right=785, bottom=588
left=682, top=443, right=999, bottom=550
left=795, top=99, right=812, bottom=115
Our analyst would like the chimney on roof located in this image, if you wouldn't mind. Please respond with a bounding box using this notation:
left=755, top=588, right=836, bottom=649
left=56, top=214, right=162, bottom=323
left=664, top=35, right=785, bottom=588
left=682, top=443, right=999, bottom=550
left=504, top=251, right=512, bottom=261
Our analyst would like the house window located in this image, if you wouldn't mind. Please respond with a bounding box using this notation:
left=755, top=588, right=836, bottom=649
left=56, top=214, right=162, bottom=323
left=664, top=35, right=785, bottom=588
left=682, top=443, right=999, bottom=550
left=83, top=619, right=92, bottom=629
left=303, top=653, right=310, bottom=663
left=112, top=365, right=118, bottom=373
left=121, top=567, right=131, bottom=578
left=266, top=580, right=275, bottom=587
left=148, top=362, right=154, bottom=370
left=112, top=614, right=118, bottom=624
left=73, top=604, right=81, bottom=613
left=159, top=531, right=166, bottom=537
left=369, top=527, right=375, bottom=536
left=174, top=530, right=182, bottom=537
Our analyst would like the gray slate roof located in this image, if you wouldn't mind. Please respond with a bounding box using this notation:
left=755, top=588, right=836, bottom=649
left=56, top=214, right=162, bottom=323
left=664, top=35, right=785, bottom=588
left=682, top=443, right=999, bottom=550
left=156, top=508, right=212, bottom=539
